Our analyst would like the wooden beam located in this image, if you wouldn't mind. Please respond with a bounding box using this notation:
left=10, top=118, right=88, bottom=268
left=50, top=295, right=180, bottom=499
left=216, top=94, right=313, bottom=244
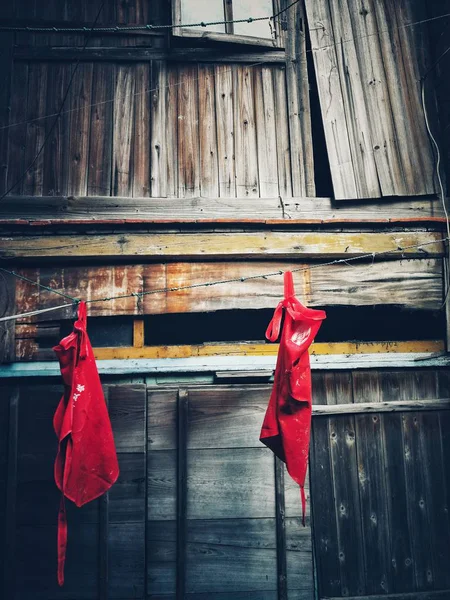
left=3, top=386, right=19, bottom=600
left=274, top=457, right=288, bottom=600
left=176, top=389, right=188, bottom=600
left=12, top=260, right=444, bottom=316
left=0, top=195, right=445, bottom=226
left=13, top=46, right=286, bottom=63
left=91, top=341, right=445, bottom=361
left=133, top=319, right=144, bottom=349
left=320, top=590, right=450, bottom=600
left=0, top=231, right=444, bottom=260
left=313, top=398, right=450, bottom=416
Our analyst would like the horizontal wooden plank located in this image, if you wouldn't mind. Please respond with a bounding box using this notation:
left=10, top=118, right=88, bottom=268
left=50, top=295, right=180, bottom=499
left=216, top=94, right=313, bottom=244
left=313, top=398, right=450, bottom=416
left=13, top=46, right=286, bottom=63
left=320, top=590, right=450, bottom=600
left=11, top=260, right=444, bottom=321
left=0, top=231, right=444, bottom=260
left=3, top=352, right=450, bottom=379
left=0, top=195, right=445, bottom=225
left=95, top=341, right=445, bottom=361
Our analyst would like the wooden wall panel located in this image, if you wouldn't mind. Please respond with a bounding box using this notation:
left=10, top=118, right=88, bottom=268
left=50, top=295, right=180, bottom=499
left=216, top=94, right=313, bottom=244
left=305, top=0, right=437, bottom=200
left=4, top=60, right=306, bottom=201
left=11, top=259, right=443, bottom=334
left=112, top=65, right=135, bottom=196
left=147, top=385, right=314, bottom=599
left=87, top=63, right=114, bottom=197
left=310, top=369, right=450, bottom=599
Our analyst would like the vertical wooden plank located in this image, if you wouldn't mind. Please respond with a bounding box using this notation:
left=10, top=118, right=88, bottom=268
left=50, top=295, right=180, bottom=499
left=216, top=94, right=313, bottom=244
left=177, top=65, right=200, bottom=198
left=402, top=411, right=434, bottom=591
left=43, top=63, right=70, bottom=196
left=151, top=61, right=168, bottom=198
left=133, top=62, right=151, bottom=198
left=272, top=67, right=292, bottom=198
left=3, top=386, right=18, bottom=600
left=391, top=0, right=436, bottom=194
left=166, top=66, right=178, bottom=198
left=285, top=0, right=314, bottom=197
left=67, top=62, right=93, bottom=196
left=88, top=62, right=114, bottom=197
left=0, top=37, right=13, bottom=196
left=177, top=389, right=188, bottom=600
left=353, top=370, right=391, bottom=595
left=23, top=63, right=47, bottom=196
left=437, top=370, right=450, bottom=590
left=345, top=0, right=402, bottom=196
left=198, top=64, right=219, bottom=198
left=0, top=271, right=15, bottom=363
left=7, top=62, right=28, bottom=195
left=275, top=457, right=287, bottom=600
left=254, top=66, right=279, bottom=198
left=112, top=64, right=135, bottom=196
left=309, top=373, right=341, bottom=599
left=328, top=373, right=366, bottom=597
left=133, top=319, right=145, bottom=348
left=214, top=64, right=236, bottom=198
left=99, top=493, right=109, bottom=600
left=234, top=65, right=259, bottom=198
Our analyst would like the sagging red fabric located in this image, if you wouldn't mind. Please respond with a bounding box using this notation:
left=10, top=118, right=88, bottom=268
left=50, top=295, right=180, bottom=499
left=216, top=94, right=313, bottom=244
left=260, top=272, right=326, bottom=524
left=53, top=301, right=119, bottom=586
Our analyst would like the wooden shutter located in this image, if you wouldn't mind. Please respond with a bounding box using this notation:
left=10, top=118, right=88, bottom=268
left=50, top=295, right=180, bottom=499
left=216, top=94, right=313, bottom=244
left=304, top=0, right=437, bottom=200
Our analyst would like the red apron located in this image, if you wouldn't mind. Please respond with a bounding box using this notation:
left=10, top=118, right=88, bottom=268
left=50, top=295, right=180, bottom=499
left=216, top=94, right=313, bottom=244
left=260, top=272, right=326, bottom=523
left=53, top=301, right=119, bottom=586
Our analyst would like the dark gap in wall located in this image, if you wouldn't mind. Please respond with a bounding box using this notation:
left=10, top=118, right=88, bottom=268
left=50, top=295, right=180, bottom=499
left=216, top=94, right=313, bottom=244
left=59, top=316, right=134, bottom=348
left=144, top=306, right=444, bottom=345
left=304, top=11, right=334, bottom=198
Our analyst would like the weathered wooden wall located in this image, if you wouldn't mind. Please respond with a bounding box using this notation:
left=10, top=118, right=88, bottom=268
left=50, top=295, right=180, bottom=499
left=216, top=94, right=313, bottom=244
left=304, top=0, right=437, bottom=200
left=2, top=59, right=313, bottom=199
left=2, top=372, right=450, bottom=599
left=310, top=369, right=450, bottom=599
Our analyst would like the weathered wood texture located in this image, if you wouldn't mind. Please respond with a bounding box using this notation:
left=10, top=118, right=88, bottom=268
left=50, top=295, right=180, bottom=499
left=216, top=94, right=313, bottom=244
left=0, top=195, right=445, bottom=225
left=1, top=231, right=444, bottom=260
left=0, top=271, right=15, bottom=363
left=304, top=0, right=437, bottom=200
left=2, top=368, right=450, bottom=598
left=147, top=385, right=313, bottom=598
left=10, top=258, right=443, bottom=322
left=311, top=369, right=450, bottom=598
left=1, top=382, right=147, bottom=599
left=3, top=61, right=312, bottom=200
left=427, top=3, right=450, bottom=192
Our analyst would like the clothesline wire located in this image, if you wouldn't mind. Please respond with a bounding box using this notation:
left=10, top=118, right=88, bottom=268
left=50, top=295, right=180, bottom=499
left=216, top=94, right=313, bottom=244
left=0, top=0, right=301, bottom=33
left=1, top=11, right=450, bottom=134
left=0, top=236, right=448, bottom=323
left=0, top=3, right=448, bottom=34
left=0, top=2, right=106, bottom=202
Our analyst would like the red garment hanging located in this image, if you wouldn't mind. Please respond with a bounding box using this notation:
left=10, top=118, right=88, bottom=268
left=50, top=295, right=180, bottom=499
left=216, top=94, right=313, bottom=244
left=53, top=301, right=119, bottom=586
left=260, top=272, right=326, bottom=524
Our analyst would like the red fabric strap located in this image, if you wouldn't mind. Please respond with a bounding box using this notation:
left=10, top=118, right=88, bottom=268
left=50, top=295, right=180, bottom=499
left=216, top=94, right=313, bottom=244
left=57, top=495, right=67, bottom=586
left=300, top=486, right=306, bottom=527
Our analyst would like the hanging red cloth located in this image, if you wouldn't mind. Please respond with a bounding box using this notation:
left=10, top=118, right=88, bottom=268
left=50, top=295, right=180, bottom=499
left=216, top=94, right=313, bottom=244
left=53, top=301, right=119, bottom=586
left=260, top=272, right=326, bottom=524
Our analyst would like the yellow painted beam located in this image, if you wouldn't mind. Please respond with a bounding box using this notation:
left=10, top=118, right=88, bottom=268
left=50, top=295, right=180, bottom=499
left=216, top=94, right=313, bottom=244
left=133, top=319, right=145, bottom=348
left=93, top=340, right=445, bottom=360
left=0, top=231, right=444, bottom=260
